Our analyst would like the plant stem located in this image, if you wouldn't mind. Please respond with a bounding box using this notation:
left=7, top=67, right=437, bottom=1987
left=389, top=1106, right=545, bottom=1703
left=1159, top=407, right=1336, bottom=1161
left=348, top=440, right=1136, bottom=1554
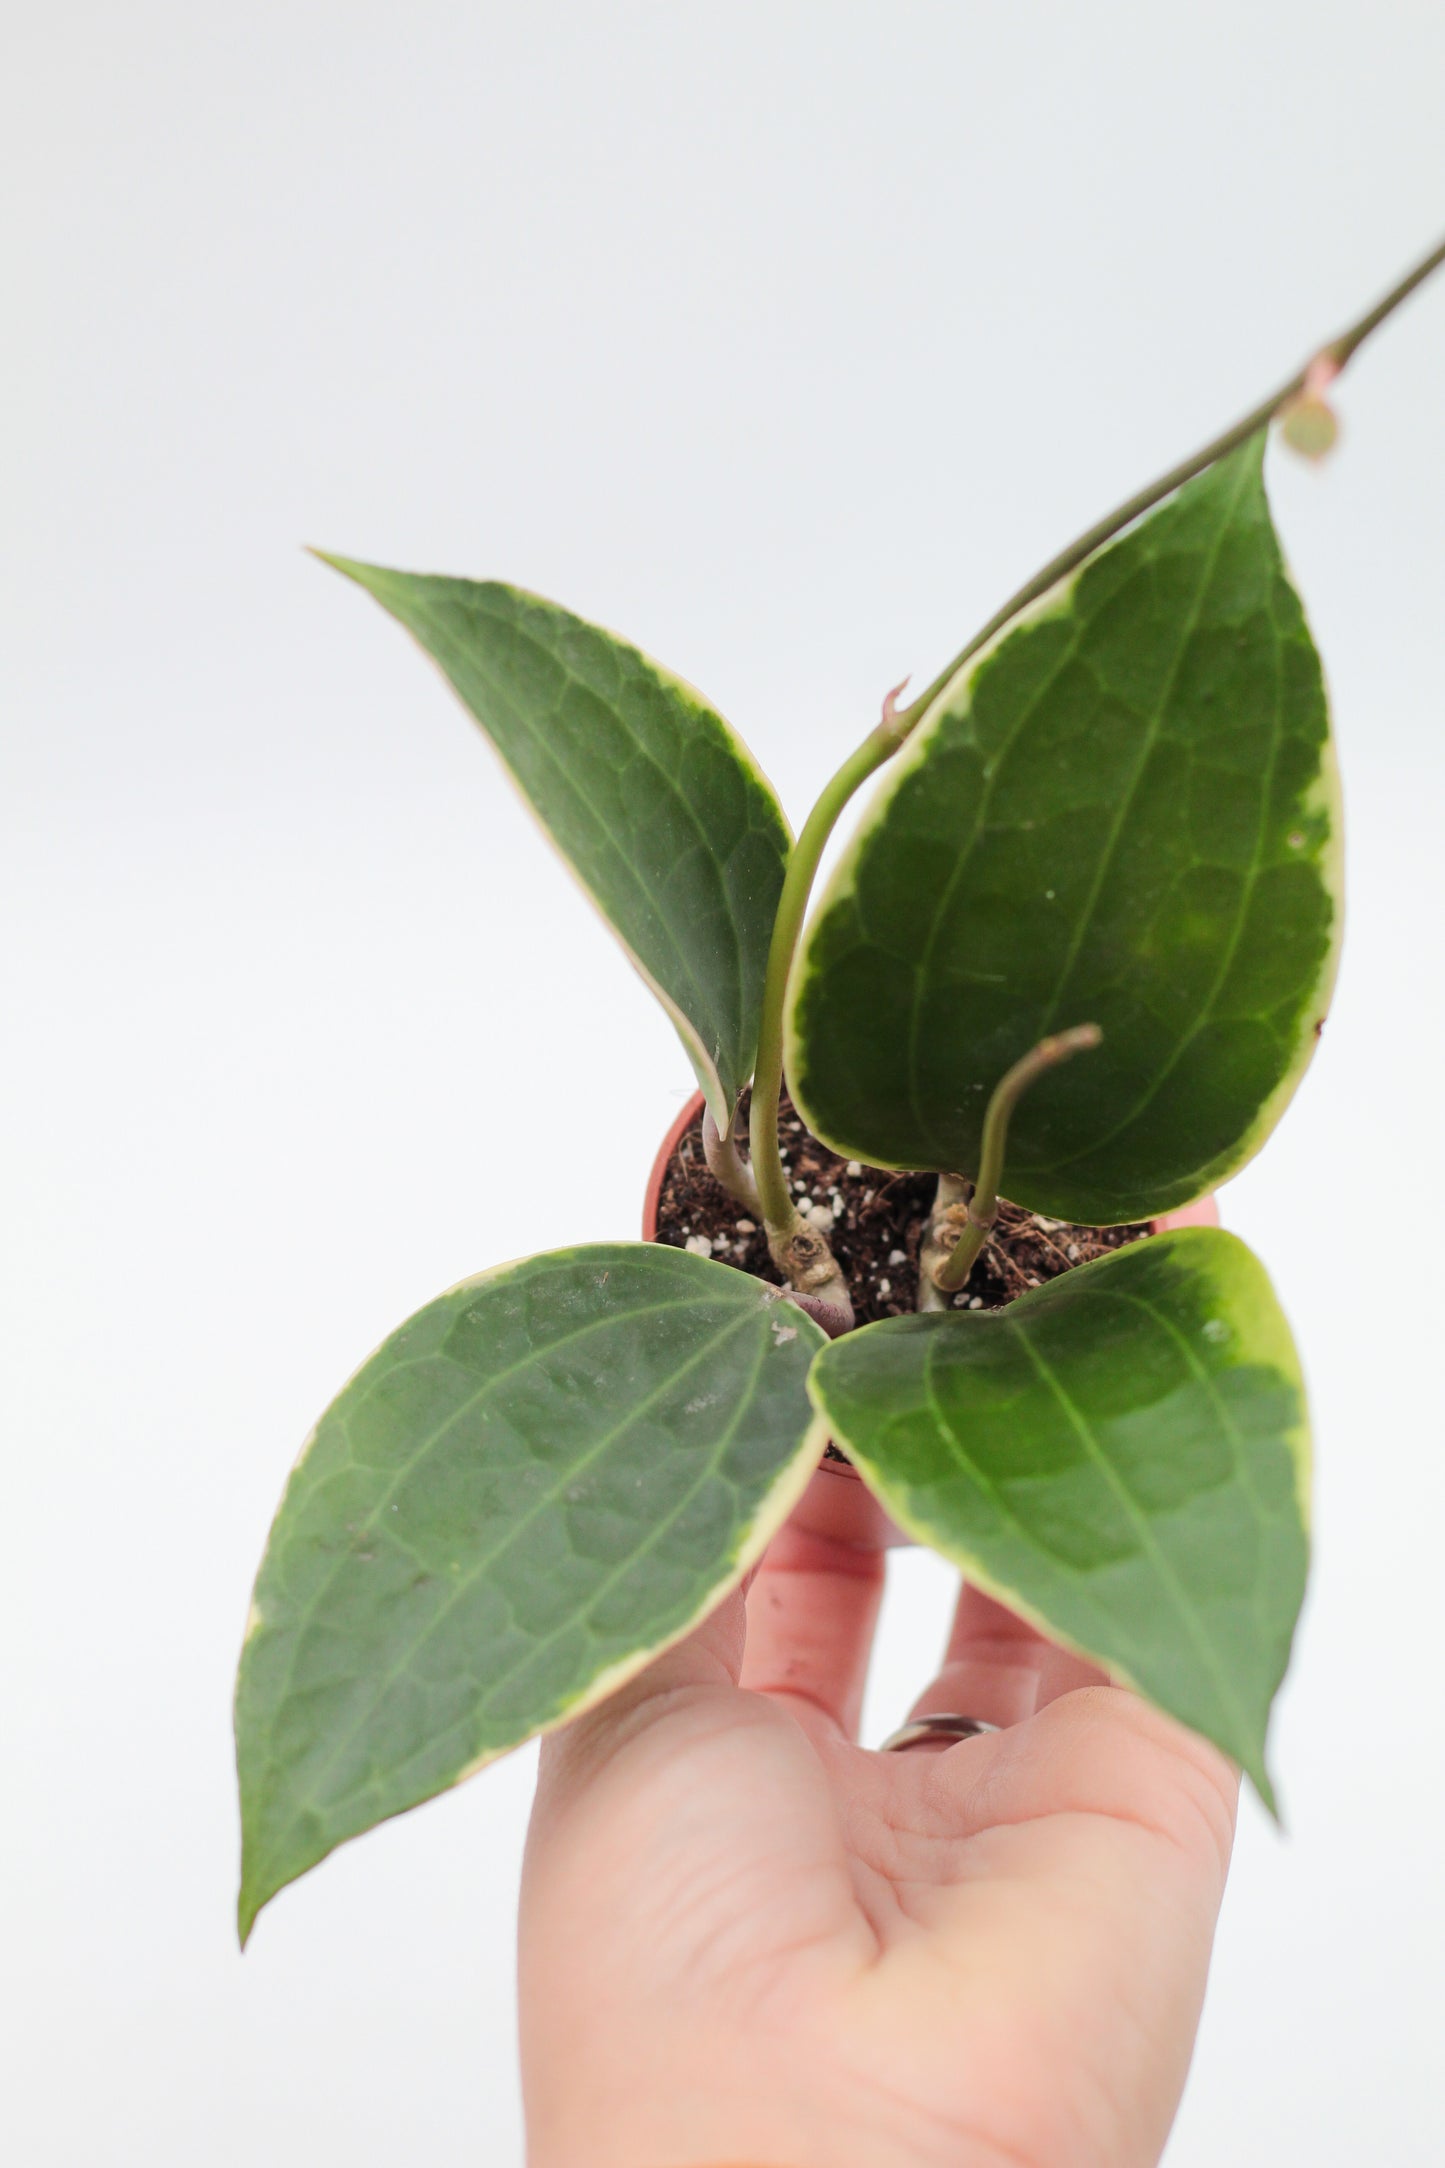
left=931, top=1026, right=1101, bottom=1296
left=895, top=233, right=1445, bottom=733
left=749, top=687, right=912, bottom=1243
left=748, top=234, right=1445, bottom=1310
left=701, top=1105, right=762, bottom=1216
left=917, top=1172, right=970, bottom=1313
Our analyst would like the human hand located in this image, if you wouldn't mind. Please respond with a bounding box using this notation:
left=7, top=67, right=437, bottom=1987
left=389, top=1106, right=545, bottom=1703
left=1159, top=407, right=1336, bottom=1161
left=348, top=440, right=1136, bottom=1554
left=519, top=1473, right=1237, bottom=2168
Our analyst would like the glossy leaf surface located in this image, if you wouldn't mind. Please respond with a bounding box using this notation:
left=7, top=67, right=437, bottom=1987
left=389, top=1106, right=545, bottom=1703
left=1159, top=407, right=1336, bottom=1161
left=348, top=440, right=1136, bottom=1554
left=810, top=1229, right=1308, bottom=1804
left=236, top=1244, right=824, bottom=1939
left=322, top=561, right=790, bottom=1127
left=789, top=439, right=1340, bottom=1221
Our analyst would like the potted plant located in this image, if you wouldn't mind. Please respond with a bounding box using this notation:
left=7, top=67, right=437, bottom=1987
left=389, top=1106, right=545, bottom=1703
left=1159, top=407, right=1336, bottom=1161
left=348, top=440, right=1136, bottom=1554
left=234, top=240, right=1443, bottom=1945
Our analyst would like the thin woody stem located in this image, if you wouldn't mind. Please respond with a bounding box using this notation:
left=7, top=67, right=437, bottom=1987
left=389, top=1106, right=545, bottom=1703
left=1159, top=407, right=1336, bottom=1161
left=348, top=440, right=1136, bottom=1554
left=894, top=233, right=1445, bottom=733
left=1327, top=235, right=1445, bottom=368
left=931, top=1026, right=1102, bottom=1296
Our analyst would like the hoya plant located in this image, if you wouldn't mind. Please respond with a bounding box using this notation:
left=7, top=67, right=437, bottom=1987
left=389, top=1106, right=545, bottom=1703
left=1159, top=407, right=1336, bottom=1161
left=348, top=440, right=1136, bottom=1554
left=235, top=242, right=1443, bottom=1943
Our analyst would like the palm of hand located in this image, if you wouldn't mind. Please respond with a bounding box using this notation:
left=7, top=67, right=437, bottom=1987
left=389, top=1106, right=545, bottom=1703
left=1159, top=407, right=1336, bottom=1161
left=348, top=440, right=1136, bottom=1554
left=520, top=1508, right=1237, bottom=2168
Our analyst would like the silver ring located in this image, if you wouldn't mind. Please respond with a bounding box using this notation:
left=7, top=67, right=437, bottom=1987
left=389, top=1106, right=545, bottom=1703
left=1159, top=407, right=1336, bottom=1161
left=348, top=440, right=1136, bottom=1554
left=880, top=1713, right=1001, bottom=1753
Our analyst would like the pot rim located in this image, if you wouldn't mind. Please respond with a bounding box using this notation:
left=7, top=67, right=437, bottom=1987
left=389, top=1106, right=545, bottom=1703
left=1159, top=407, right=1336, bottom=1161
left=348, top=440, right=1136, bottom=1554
left=641, top=1093, right=710, bottom=1241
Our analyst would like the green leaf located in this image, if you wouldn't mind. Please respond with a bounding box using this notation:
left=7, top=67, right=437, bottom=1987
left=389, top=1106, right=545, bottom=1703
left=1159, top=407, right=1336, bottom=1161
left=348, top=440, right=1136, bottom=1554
left=236, top=1244, right=825, bottom=1940
left=788, top=438, right=1340, bottom=1222
left=320, top=561, right=790, bottom=1128
left=809, top=1229, right=1308, bottom=1805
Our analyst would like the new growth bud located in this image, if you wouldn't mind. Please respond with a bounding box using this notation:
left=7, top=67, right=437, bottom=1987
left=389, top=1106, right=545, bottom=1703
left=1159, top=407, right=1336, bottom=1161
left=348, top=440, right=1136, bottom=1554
left=1279, top=354, right=1342, bottom=463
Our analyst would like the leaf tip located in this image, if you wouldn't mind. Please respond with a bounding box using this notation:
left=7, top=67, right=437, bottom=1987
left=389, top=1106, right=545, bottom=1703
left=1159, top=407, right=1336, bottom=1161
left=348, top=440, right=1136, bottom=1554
left=236, top=1882, right=261, bottom=1951
left=237, top=1836, right=297, bottom=1949
left=1250, top=1757, right=1283, bottom=1826
left=307, top=547, right=373, bottom=583
left=236, top=1789, right=291, bottom=1949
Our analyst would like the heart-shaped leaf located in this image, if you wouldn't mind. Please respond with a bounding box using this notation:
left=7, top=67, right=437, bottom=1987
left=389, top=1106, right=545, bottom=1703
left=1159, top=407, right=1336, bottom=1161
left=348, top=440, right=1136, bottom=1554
left=321, top=562, right=790, bottom=1129
left=788, top=438, right=1340, bottom=1222
left=809, top=1228, right=1308, bottom=1805
left=235, top=1244, right=824, bottom=1941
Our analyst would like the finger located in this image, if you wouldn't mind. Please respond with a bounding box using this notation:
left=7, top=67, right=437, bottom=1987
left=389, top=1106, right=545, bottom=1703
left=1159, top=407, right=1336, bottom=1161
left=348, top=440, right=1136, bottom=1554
left=1154, top=1193, right=1219, bottom=1231
left=949, top=1582, right=1051, bottom=1656
left=951, top=1585, right=1114, bottom=1707
left=950, top=1586, right=1138, bottom=1711
left=903, top=1583, right=1051, bottom=1740
left=788, top=1458, right=910, bottom=1550
left=740, top=1519, right=886, bottom=1742
left=902, top=1582, right=1110, bottom=1745
left=1034, top=1636, right=1115, bottom=1707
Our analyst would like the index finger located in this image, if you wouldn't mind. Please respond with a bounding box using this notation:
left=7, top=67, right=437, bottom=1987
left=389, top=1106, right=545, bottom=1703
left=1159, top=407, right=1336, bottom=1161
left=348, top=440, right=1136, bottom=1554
left=740, top=1512, right=886, bottom=1743
left=906, top=1582, right=1112, bottom=1739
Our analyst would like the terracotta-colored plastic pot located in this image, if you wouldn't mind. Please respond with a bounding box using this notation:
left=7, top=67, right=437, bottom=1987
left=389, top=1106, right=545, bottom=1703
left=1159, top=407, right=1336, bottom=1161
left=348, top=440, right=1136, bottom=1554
left=643, top=1092, right=1219, bottom=1554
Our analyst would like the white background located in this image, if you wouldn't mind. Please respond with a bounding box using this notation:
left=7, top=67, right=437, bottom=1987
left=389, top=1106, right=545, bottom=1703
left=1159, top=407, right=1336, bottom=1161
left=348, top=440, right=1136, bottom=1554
left=4, top=4, right=1443, bottom=2161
